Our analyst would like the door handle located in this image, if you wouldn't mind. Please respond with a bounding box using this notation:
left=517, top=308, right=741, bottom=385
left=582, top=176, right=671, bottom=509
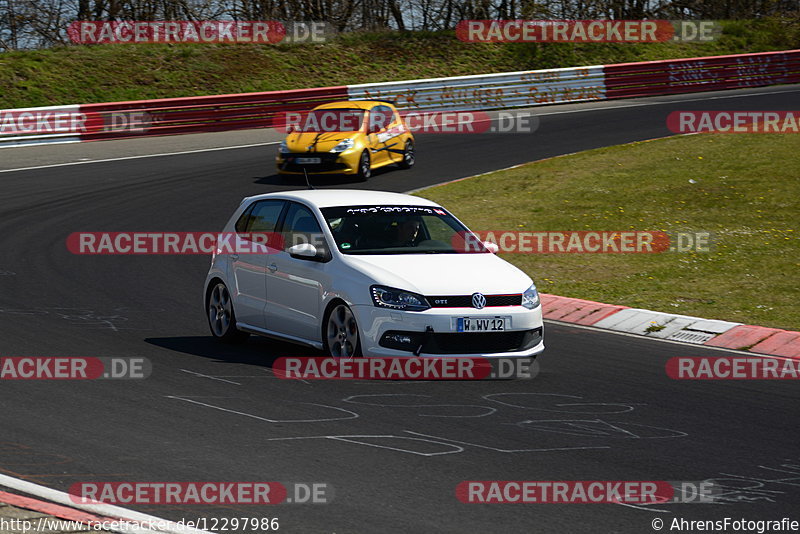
left=230, top=254, right=239, bottom=260
left=268, top=263, right=278, bottom=272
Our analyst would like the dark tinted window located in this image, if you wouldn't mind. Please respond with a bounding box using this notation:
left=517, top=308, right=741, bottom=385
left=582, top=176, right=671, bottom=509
left=282, top=202, right=329, bottom=258
left=237, top=200, right=285, bottom=234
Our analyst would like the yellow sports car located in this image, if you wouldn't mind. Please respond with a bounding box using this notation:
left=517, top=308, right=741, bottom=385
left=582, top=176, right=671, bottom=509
left=276, top=100, right=415, bottom=181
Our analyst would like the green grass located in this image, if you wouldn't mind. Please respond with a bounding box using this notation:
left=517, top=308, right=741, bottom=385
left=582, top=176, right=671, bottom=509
left=1, top=18, right=799, bottom=107
left=414, top=134, right=800, bottom=331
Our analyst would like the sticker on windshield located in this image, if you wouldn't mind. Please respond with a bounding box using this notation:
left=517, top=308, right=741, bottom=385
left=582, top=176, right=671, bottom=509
left=341, top=243, right=351, bottom=249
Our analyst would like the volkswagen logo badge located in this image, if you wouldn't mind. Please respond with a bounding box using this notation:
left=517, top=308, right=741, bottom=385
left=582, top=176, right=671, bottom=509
left=471, top=293, right=486, bottom=309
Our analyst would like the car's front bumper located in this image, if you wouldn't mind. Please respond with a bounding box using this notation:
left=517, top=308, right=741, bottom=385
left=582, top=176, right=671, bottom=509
left=276, top=151, right=359, bottom=175
left=352, top=304, right=545, bottom=358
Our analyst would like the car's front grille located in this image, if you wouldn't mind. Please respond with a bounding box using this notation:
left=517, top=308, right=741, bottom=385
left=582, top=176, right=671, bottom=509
left=427, top=294, right=522, bottom=308
left=280, top=153, right=347, bottom=172
left=380, top=327, right=542, bottom=354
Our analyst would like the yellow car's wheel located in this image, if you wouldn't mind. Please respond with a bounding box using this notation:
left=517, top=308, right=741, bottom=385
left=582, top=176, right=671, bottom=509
left=356, top=150, right=371, bottom=182
left=398, top=140, right=415, bottom=169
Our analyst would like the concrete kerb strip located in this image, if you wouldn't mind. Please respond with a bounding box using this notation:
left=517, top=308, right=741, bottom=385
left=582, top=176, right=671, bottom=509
left=0, top=474, right=211, bottom=534
left=537, top=293, right=800, bottom=357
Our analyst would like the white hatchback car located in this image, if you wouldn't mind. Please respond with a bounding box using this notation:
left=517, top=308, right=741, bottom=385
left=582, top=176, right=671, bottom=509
left=204, top=189, right=544, bottom=358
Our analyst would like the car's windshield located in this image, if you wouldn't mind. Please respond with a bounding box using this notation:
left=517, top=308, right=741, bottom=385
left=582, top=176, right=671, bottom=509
left=321, top=205, right=488, bottom=255
left=292, top=108, right=366, bottom=133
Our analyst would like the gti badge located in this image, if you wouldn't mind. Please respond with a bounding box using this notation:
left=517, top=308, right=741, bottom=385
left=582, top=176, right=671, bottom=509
left=471, top=292, right=486, bottom=309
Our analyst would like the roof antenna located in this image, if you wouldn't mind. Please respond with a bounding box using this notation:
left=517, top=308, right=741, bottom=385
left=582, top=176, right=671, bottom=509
left=303, top=168, right=315, bottom=190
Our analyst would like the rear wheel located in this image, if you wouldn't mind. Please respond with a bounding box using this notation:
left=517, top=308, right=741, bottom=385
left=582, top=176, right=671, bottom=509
left=207, top=282, right=249, bottom=343
left=398, top=140, right=415, bottom=169
left=323, top=303, right=362, bottom=358
left=356, top=150, right=371, bottom=182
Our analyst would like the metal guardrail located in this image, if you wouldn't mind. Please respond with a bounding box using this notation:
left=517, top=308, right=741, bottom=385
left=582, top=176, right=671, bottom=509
left=347, top=66, right=607, bottom=111
left=1, top=49, right=798, bottom=148
left=604, top=49, right=800, bottom=99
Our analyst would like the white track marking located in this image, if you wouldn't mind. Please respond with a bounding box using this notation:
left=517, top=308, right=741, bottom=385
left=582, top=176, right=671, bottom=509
left=0, top=142, right=278, bottom=174
left=403, top=430, right=611, bottom=453
left=180, top=369, right=242, bottom=385
left=265, top=434, right=465, bottom=456
left=167, top=396, right=359, bottom=422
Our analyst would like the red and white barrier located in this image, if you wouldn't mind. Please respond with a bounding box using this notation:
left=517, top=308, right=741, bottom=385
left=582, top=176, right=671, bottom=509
left=604, top=49, right=800, bottom=99
left=1, top=49, right=799, bottom=148
left=0, top=105, right=86, bottom=147
left=1, top=86, right=348, bottom=147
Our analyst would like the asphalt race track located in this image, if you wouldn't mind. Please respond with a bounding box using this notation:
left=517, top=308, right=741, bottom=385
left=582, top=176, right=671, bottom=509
left=1, top=85, right=799, bottom=533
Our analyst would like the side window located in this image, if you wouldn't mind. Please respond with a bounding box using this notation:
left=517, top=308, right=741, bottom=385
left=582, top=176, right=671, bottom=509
left=235, top=204, right=254, bottom=233
left=282, top=203, right=329, bottom=258
left=370, top=105, right=394, bottom=132
left=237, top=200, right=285, bottom=234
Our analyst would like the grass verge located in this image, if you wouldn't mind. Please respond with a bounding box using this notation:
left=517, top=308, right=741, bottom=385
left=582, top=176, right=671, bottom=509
left=414, top=133, right=800, bottom=330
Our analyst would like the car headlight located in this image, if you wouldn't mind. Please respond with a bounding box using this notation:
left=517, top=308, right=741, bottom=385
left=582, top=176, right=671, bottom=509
left=279, top=141, right=290, bottom=154
left=330, top=138, right=355, bottom=153
left=522, top=284, right=540, bottom=309
left=371, top=285, right=430, bottom=312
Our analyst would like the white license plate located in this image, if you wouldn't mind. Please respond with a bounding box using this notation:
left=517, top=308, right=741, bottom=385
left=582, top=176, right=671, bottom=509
left=453, top=317, right=509, bottom=332
left=295, top=157, right=321, bottom=164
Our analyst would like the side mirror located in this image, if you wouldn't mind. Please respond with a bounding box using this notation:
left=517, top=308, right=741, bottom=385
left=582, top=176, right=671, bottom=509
left=288, top=242, right=319, bottom=259
left=483, top=241, right=499, bottom=254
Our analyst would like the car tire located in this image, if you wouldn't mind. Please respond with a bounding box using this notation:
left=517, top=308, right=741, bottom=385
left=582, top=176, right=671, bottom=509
left=207, top=281, right=249, bottom=343
left=356, top=151, right=371, bottom=182
left=323, top=302, right=362, bottom=358
left=398, top=140, right=415, bottom=169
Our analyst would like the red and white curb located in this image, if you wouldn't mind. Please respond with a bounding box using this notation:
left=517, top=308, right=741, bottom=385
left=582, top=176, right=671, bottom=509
left=541, top=293, right=800, bottom=358
left=0, top=473, right=210, bottom=534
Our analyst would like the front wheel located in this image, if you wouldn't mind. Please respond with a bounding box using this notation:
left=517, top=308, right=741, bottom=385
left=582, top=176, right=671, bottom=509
left=207, top=282, right=249, bottom=343
left=398, top=140, right=415, bottom=169
left=356, top=150, right=371, bottom=182
left=323, top=303, right=362, bottom=358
